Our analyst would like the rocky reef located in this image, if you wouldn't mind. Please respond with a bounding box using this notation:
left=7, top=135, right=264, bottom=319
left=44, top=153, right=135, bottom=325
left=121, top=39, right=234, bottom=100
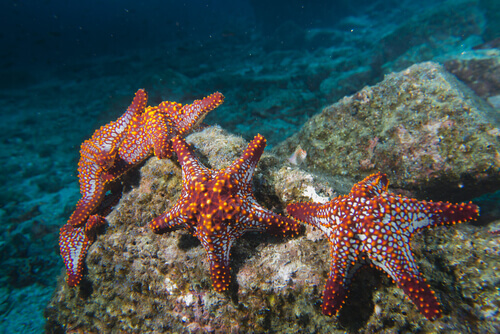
left=45, top=124, right=499, bottom=332
left=275, top=61, right=500, bottom=202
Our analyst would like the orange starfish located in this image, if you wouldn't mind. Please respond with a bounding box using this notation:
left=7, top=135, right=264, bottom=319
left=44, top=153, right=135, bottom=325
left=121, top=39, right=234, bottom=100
left=149, top=134, right=302, bottom=292
left=68, top=91, right=224, bottom=228
left=60, top=90, right=224, bottom=286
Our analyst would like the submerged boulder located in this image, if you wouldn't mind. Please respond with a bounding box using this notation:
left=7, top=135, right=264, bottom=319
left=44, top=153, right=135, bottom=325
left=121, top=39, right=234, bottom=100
left=275, top=61, right=500, bottom=202
left=45, top=126, right=499, bottom=333
left=443, top=49, right=500, bottom=107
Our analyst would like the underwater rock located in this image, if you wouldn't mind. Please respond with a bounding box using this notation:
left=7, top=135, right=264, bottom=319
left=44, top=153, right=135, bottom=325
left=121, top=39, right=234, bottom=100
left=444, top=49, right=500, bottom=100
left=275, top=61, right=500, bottom=202
left=45, top=126, right=499, bottom=333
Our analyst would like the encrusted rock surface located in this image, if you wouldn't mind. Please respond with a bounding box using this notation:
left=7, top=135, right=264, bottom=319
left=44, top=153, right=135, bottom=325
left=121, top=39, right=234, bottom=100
left=274, top=61, right=500, bottom=202
left=45, top=126, right=499, bottom=333
left=443, top=49, right=500, bottom=107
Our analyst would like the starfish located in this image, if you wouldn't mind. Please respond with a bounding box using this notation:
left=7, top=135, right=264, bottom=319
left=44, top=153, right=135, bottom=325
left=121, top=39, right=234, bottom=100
left=149, top=134, right=302, bottom=292
left=68, top=91, right=224, bottom=228
left=63, top=90, right=224, bottom=286
left=287, top=172, right=479, bottom=320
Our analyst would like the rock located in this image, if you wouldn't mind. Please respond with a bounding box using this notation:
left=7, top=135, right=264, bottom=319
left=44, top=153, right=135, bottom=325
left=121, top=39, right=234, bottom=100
left=45, top=126, right=499, bottom=333
left=444, top=49, right=500, bottom=100
left=274, top=62, right=500, bottom=202
left=488, top=95, right=500, bottom=109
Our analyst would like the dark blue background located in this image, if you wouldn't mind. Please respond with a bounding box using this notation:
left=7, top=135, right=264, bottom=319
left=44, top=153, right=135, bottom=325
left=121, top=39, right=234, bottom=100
left=1, top=0, right=384, bottom=68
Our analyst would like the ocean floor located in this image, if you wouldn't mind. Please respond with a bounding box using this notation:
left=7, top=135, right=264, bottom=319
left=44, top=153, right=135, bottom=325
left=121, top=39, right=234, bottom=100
left=1, top=0, right=499, bottom=332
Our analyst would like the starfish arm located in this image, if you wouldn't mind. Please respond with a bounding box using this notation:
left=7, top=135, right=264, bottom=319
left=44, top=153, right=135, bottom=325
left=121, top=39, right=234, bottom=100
left=112, top=88, right=148, bottom=136
left=79, top=138, right=114, bottom=172
left=227, top=134, right=266, bottom=187
left=175, top=92, right=225, bottom=137
left=149, top=211, right=187, bottom=233
left=322, top=246, right=364, bottom=316
left=59, top=223, right=91, bottom=287
left=80, top=139, right=117, bottom=170
left=378, top=195, right=479, bottom=234
left=288, top=200, right=366, bottom=316
left=411, top=200, right=479, bottom=232
left=368, top=244, right=442, bottom=320
left=207, top=253, right=232, bottom=292
left=361, top=214, right=442, bottom=320
left=196, top=222, right=234, bottom=292
left=60, top=214, right=106, bottom=287
left=125, top=88, right=148, bottom=116
left=396, top=268, right=442, bottom=320
left=172, top=136, right=213, bottom=182
left=68, top=172, right=105, bottom=227
left=350, top=172, right=389, bottom=198
left=237, top=198, right=302, bottom=237
left=119, top=119, right=155, bottom=164
left=149, top=191, right=192, bottom=233
left=125, top=90, right=149, bottom=137
left=157, top=101, right=183, bottom=117
left=144, top=106, right=177, bottom=159
left=287, top=200, right=345, bottom=232
left=91, top=88, right=148, bottom=159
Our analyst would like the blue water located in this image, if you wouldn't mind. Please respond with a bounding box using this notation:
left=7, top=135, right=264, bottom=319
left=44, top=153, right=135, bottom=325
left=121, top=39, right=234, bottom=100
left=0, top=0, right=498, bottom=332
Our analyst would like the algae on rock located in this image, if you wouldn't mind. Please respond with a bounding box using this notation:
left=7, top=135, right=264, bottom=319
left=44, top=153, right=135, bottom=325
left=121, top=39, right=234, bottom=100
left=275, top=61, right=500, bottom=201
left=45, top=125, right=499, bottom=333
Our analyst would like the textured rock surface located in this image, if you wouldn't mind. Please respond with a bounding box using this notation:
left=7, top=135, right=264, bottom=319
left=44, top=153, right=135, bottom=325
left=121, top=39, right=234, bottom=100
left=45, top=126, right=499, bottom=333
left=444, top=49, right=500, bottom=105
left=274, top=62, right=500, bottom=202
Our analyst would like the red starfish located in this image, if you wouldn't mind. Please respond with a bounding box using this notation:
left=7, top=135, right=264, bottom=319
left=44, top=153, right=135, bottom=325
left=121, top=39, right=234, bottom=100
left=287, top=172, right=479, bottom=320
left=62, top=90, right=224, bottom=286
left=149, top=134, right=302, bottom=292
